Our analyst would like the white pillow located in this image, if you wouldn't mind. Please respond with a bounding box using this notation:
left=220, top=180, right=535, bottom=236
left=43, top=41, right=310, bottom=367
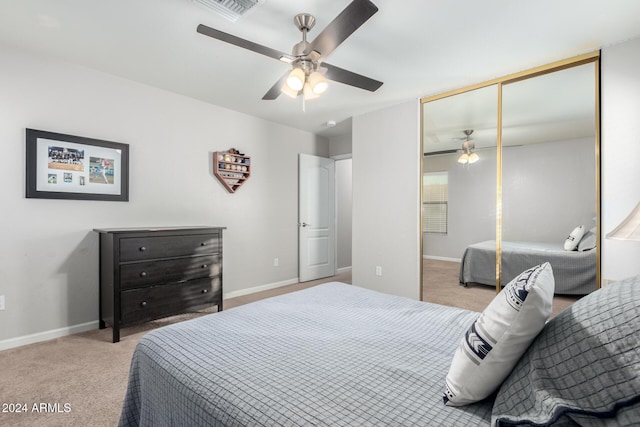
left=578, top=230, right=597, bottom=251
left=443, top=262, right=554, bottom=406
left=563, top=225, right=585, bottom=251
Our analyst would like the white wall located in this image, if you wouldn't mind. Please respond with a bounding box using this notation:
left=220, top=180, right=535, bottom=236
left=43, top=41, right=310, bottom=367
left=601, top=37, right=640, bottom=282
left=503, top=137, right=596, bottom=242
left=329, top=133, right=353, bottom=158
left=352, top=100, right=421, bottom=299
left=0, top=45, right=328, bottom=346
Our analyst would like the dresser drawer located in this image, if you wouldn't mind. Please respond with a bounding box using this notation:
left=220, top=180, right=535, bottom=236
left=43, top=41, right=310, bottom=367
left=120, top=277, right=221, bottom=324
left=119, top=233, right=220, bottom=261
left=119, top=254, right=221, bottom=289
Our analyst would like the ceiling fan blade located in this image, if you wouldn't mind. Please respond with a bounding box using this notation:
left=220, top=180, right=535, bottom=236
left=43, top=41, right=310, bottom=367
left=197, top=24, right=294, bottom=62
left=262, top=71, right=295, bottom=100
left=305, top=0, right=378, bottom=59
left=424, top=149, right=459, bottom=157
left=323, top=62, right=383, bottom=92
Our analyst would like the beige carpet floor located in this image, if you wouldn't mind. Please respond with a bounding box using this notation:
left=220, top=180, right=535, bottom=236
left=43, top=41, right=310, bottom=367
left=0, top=265, right=581, bottom=426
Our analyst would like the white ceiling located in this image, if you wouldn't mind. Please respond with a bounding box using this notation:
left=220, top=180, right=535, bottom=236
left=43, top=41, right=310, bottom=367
left=1, top=0, right=640, bottom=138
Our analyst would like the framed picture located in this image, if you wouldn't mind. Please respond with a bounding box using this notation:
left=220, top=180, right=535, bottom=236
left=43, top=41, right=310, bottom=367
left=26, top=128, right=129, bottom=201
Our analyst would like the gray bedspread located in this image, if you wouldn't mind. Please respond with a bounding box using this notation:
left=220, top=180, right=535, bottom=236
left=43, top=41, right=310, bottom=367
left=119, top=282, right=493, bottom=426
left=459, top=240, right=596, bottom=295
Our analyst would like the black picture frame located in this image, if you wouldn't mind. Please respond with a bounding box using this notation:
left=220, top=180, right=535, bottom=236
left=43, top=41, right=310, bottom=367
left=26, top=128, right=129, bottom=201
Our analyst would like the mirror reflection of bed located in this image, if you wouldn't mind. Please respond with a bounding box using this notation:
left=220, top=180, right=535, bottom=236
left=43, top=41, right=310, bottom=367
left=421, top=58, right=598, bottom=315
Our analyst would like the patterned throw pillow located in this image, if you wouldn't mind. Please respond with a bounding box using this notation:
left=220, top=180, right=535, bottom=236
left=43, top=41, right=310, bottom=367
left=443, top=263, right=554, bottom=406
left=563, top=225, right=585, bottom=251
left=491, top=276, right=640, bottom=426
left=577, top=230, right=597, bottom=251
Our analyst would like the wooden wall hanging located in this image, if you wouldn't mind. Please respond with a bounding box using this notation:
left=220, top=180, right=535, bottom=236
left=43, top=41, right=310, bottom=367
left=213, top=149, right=250, bottom=193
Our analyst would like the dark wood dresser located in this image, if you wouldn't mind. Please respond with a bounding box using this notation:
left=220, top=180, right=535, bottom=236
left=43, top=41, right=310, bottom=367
left=94, top=226, right=225, bottom=343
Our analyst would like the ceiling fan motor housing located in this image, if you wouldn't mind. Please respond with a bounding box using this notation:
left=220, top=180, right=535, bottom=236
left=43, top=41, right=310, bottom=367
left=294, top=13, right=316, bottom=33
left=292, top=40, right=312, bottom=57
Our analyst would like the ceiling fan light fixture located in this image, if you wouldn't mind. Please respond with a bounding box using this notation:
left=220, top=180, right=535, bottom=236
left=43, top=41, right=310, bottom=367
left=303, top=82, right=320, bottom=100
left=458, top=153, right=469, bottom=164
left=468, top=152, right=480, bottom=164
left=281, top=82, right=299, bottom=98
left=286, top=67, right=305, bottom=91
left=308, top=71, right=328, bottom=95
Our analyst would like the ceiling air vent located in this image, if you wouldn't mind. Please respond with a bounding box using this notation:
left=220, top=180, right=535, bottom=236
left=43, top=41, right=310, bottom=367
left=192, top=0, right=265, bottom=22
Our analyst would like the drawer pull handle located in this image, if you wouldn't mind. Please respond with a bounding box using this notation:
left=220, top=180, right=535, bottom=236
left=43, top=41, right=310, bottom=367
left=201, top=289, right=208, bottom=294
left=140, top=301, right=148, bottom=307
left=200, top=242, right=207, bottom=246
left=139, top=246, right=147, bottom=252
left=201, top=264, right=208, bottom=269
left=140, top=271, right=148, bottom=277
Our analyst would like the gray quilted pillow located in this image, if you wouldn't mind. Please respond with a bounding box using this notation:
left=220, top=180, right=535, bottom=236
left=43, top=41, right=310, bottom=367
left=491, top=276, right=640, bottom=426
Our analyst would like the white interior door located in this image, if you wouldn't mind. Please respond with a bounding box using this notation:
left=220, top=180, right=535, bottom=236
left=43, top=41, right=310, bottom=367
left=299, top=154, right=336, bottom=282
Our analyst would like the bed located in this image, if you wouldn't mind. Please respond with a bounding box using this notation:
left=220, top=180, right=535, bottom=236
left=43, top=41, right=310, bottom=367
left=459, top=240, right=596, bottom=295
left=119, top=282, right=493, bottom=426
left=119, top=278, right=640, bottom=426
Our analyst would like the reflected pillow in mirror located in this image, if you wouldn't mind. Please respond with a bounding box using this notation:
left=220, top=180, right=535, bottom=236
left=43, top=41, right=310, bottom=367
left=563, top=225, right=585, bottom=251
left=578, top=230, right=597, bottom=251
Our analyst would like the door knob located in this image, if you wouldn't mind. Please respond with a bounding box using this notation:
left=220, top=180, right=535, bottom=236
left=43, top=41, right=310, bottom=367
left=300, top=222, right=311, bottom=227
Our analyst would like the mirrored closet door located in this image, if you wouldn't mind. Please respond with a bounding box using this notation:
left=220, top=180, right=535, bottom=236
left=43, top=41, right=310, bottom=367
left=501, top=62, right=598, bottom=295
left=422, top=86, right=498, bottom=298
left=420, top=52, right=600, bottom=299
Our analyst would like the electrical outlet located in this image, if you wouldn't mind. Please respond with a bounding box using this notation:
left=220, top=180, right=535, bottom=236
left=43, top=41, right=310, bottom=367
left=0, top=295, right=5, bottom=310
left=273, top=258, right=279, bottom=267
left=375, top=266, right=382, bottom=276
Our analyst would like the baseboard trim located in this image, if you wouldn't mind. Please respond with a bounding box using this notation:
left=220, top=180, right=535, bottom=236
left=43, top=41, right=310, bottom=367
left=223, top=267, right=351, bottom=300
left=223, top=278, right=299, bottom=300
left=423, top=255, right=461, bottom=263
left=0, top=320, right=99, bottom=352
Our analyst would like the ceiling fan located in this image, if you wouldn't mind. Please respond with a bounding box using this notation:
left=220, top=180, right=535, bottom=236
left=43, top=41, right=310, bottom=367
left=424, top=130, right=479, bottom=160
left=456, top=130, right=479, bottom=164
left=196, top=0, right=384, bottom=101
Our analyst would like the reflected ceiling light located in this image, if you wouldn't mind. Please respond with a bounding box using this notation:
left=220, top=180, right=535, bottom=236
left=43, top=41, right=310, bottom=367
left=607, top=202, right=640, bottom=241
left=457, top=130, right=479, bottom=165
